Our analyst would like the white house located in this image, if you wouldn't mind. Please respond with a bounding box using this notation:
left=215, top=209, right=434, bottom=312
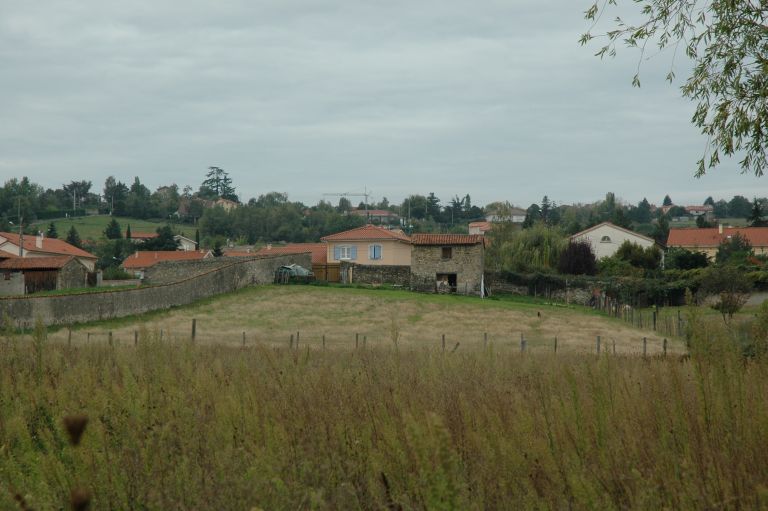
left=570, top=222, right=657, bottom=260
left=174, top=235, right=197, bottom=251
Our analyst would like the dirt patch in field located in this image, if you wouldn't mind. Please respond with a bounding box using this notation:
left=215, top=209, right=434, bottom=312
left=48, top=286, right=682, bottom=354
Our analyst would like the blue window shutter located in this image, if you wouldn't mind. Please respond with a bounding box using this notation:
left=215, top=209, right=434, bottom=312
left=375, top=245, right=381, bottom=259
left=351, top=246, right=358, bottom=260
left=334, top=246, right=341, bottom=260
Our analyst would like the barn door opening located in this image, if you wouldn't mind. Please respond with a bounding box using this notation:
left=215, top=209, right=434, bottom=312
left=436, top=273, right=457, bottom=293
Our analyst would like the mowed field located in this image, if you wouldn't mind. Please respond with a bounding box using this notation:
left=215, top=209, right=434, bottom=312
left=31, top=215, right=196, bottom=241
left=51, top=285, right=682, bottom=354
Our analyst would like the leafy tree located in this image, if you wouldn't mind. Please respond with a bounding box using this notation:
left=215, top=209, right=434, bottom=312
left=140, top=226, right=179, bottom=251
left=126, top=177, right=152, bottom=219
left=696, top=215, right=713, bottom=228
left=728, top=195, right=751, bottom=218
left=700, top=266, right=752, bottom=324
left=558, top=240, right=597, bottom=275
left=662, top=195, right=673, bottom=207
left=46, top=222, right=58, bottom=239
left=713, top=200, right=728, bottom=218
left=62, top=180, right=93, bottom=209
left=486, top=223, right=567, bottom=273
left=212, top=240, right=223, bottom=257
left=336, top=197, right=352, bottom=213
left=704, top=196, right=715, bottom=206
left=632, top=198, right=652, bottom=224
left=126, top=224, right=132, bottom=239
left=716, top=232, right=753, bottom=265
left=615, top=240, right=661, bottom=270
left=582, top=1, right=768, bottom=176
left=103, top=176, right=129, bottom=216
left=522, top=204, right=541, bottom=228
left=666, top=205, right=687, bottom=217
left=748, top=198, right=766, bottom=227
left=426, top=193, right=441, bottom=221
left=195, top=229, right=200, bottom=250
left=65, top=226, right=82, bottom=248
left=666, top=248, right=709, bottom=270
left=104, top=218, right=122, bottom=240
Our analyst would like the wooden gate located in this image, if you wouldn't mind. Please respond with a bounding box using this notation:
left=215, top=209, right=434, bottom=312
left=312, top=264, right=340, bottom=283
left=24, top=270, right=58, bottom=294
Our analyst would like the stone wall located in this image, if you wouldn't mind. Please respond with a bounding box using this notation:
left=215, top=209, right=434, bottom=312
left=143, top=257, right=239, bottom=285
left=340, top=261, right=410, bottom=286
left=0, top=272, right=24, bottom=296
left=485, top=273, right=594, bottom=305
left=57, top=259, right=89, bottom=289
left=0, top=253, right=309, bottom=327
left=411, top=244, right=484, bottom=295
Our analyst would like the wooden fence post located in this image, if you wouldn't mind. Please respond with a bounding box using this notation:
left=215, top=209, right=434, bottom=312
left=663, top=338, right=668, bottom=357
left=134, top=330, right=138, bottom=346
left=242, top=332, right=246, bottom=347
left=355, top=333, right=359, bottom=349
left=554, top=336, right=558, bottom=354
left=483, top=332, right=488, bottom=348
left=363, top=335, right=367, bottom=347
left=87, top=332, right=91, bottom=343
left=322, top=335, right=326, bottom=350
left=296, top=331, right=300, bottom=348
left=191, top=318, right=197, bottom=341
left=596, top=335, right=601, bottom=355
left=643, top=337, right=647, bottom=357
left=612, top=340, right=616, bottom=355
left=653, top=311, right=657, bottom=331
left=67, top=328, right=72, bottom=348
left=521, top=335, right=527, bottom=353
left=442, top=334, right=446, bottom=352
left=108, top=331, right=113, bottom=347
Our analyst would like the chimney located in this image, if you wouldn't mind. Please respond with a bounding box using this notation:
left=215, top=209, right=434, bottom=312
left=36, top=232, right=43, bottom=249
left=718, top=223, right=723, bottom=235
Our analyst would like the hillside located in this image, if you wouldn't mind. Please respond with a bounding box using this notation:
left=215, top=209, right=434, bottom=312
left=31, top=215, right=196, bottom=241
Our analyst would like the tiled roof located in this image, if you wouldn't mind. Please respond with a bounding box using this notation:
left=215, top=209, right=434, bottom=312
left=321, top=225, right=411, bottom=242
left=411, top=234, right=486, bottom=245
left=570, top=222, right=655, bottom=244
left=0, top=232, right=96, bottom=259
left=667, top=227, right=768, bottom=248
left=685, top=205, right=713, bottom=212
left=0, top=255, right=76, bottom=270
left=253, top=243, right=328, bottom=264
left=122, top=250, right=210, bottom=269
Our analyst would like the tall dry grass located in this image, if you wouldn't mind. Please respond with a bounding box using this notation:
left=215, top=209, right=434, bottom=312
left=1, top=326, right=767, bottom=509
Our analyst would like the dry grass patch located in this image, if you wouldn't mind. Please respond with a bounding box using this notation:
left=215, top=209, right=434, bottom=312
left=49, top=286, right=680, bottom=354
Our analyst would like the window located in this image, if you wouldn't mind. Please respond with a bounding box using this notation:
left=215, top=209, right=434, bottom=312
left=600, top=235, right=611, bottom=243
left=334, top=245, right=357, bottom=261
left=441, top=247, right=453, bottom=259
left=369, top=244, right=382, bottom=260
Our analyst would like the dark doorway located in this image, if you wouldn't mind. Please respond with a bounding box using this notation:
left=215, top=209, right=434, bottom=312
left=436, top=273, right=457, bottom=293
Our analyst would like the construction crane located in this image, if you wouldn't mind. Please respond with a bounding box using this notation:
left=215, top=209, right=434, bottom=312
left=322, top=187, right=372, bottom=214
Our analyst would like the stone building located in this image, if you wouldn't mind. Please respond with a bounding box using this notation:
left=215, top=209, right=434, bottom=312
left=410, top=234, right=486, bottom=295
left=0, top=255, right=90, bottom=295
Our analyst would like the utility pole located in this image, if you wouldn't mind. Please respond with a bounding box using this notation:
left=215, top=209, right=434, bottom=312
left=17, top=197, right=23, bottom=257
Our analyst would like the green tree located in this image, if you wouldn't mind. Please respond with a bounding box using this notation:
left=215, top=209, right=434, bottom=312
left=704, top=196, right=715, bottom=206
left=632, top=198, right=652, bottom=223
left=615, top=240, right=662, bottom=270
left=126, top=224, right=132, bottom=239
left=583, top=1, right=768, bottom=176
left=104, top=218, right=122, bottom=240
left=700, top=265, right=752, bottom=325
left=666, top=248, right=709, bottom=270
left=46, top=222, right=58, bottom=239
left=141, top=226, right=179, bottom=251
left=748, top=198, right=766, bottom=227
left=212, top=240, right=223, bottom=257
left=716, top=232, right=753, bottom=265
left=65, top=226, right=82, bottom=248
left=486, top=223, right=567, bottom=273
left=195, top=229, right=200, bottom=250
left=729, top=195, right=751, bottom=218
left=662, top=195, right=672, bottom=207
left=201, top=167, right=238, bottom=202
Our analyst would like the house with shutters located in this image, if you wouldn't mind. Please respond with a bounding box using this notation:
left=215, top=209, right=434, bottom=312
left=320, top=225, right=411, bottom=266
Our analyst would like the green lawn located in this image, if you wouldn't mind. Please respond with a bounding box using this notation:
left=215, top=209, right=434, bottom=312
left=32, top=215, right=196, bottom=241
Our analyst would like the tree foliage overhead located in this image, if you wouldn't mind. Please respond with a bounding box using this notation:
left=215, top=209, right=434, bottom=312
left=582, top=1, right=768, bottom=177
left=201, top=167, right=238, bottom=202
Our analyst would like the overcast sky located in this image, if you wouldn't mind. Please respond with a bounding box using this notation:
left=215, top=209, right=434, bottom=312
left=2, top=0, right=766, bottom=209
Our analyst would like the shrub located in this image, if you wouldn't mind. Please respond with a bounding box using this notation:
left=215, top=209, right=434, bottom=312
left=557, top=240, right=597, bottom=275
left=666, top=248, right=709, bottom=270
left=700, top=265, right=752, bottom=324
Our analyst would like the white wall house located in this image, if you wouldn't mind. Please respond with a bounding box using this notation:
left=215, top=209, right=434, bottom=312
left=570, top=222, right=657, bottom=260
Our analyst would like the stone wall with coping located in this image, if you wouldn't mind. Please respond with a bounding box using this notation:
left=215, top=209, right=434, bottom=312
left=0, top=253, right=310, bottom=327
left=0, top=272, right=24, bottom=296
left=143, top=257, right=242, bottom=285
left=339, top=261, right=410, bottom=286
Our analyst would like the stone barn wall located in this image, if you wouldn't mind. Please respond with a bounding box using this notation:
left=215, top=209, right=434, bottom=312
left=410, top=244, right=484, bottom=295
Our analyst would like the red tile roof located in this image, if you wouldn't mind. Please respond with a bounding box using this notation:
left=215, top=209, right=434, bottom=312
left=253, top=243, right=328, bottom=264
left=0, top=255, right=77, bottom=270
left=570, top=222, right=656, bottom=244
left=0, top=232, right=96, bottom=259
left=411, top=234, right=486, bottom=245
left=468, top=221, right=492, bottom=232
left=667, top=227, right=768, bottom=248
left=321, top=225, right=411, bottom=242
left=349, top=209, right=398, bottom=217
left=122, top=250, right=210, bottom=269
